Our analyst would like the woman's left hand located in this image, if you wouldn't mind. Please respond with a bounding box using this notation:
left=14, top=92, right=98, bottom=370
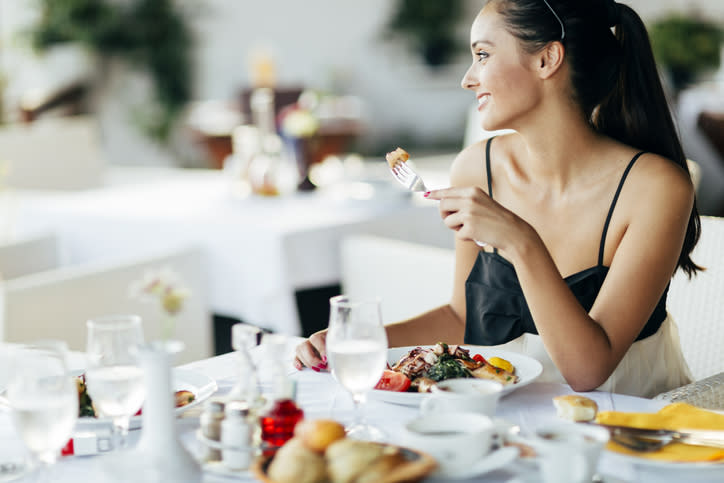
left=426, top=186, right=522, bottom=250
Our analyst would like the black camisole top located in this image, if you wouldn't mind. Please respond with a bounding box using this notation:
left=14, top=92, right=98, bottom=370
left=464, top=137, right=668, bottom=345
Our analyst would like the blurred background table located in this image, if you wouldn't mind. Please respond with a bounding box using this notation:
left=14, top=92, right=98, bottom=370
left=10, top=161, right=453, bottom=351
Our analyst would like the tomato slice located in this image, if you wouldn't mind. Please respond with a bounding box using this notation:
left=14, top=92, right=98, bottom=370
left=473, top=353, right=487, bottom=364
left=374, top=370, right=411, bottom=392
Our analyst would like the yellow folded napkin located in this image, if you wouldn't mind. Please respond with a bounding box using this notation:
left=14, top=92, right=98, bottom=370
left=596, top=403, right=724, bottom=462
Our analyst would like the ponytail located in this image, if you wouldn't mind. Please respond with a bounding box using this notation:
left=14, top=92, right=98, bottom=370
left=594, top=4, right=702, bottom=277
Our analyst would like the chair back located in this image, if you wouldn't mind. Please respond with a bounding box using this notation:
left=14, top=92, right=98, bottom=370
left=341, top=235, right=455, bottom=325
left=0, top=245, right=212, bottom=364
left=0, top=233, right=60, bottom=280
left=668, top=216, right=724, bottom=380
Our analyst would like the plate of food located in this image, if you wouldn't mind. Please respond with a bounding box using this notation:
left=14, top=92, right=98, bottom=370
left=75, top=368, right=217, bottom=430
left=368, top=343, right=542, bottom=406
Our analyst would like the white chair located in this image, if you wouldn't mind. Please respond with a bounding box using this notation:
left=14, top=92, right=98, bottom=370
left=0, top=232, right=61, bottom=280
left=0, top=116, right=106, bottom=190
left=340, top=235, right=455, bottom=326
left=0, top=245, right=213, bottom=364
left=667, top=216, right=724, bottom=381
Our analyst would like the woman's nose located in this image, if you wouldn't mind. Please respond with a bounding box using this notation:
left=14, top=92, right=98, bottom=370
left=461, top=66, right=477, bottom=90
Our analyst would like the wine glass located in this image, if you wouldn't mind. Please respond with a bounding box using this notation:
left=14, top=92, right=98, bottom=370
left=85, top=314, right=145, bottom=450
left=5, top=340, right=78, bottom=480
left=326, top=295, right=388, bottom=441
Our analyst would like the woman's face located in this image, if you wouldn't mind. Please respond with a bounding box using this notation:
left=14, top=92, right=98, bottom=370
left=461, top=5, right=542, bottom=132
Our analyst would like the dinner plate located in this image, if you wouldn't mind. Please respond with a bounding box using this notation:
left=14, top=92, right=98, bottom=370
left=75, top=368, right=217, bottom=431
left=605, top=448, right=724, bottom=472
left=369, top=346, right=543, bottom=407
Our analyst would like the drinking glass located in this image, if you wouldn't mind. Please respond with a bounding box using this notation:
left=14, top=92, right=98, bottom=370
left=85, top=315, right=145, bottom=450
left=326, top=295, right=388, bottom=441
left=5, top=340, right=78, bottom=480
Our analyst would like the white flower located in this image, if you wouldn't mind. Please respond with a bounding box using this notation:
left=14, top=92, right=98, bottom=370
left=280, top=109, right=320, bottom=138
left=129, top=267, right=190, bottom=316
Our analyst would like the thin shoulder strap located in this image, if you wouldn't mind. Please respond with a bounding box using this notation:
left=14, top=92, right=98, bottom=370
left=484, top=137, right=497, bottom=254
left=485, top=137, right=494, bottom=200
left=598, top=151, right=646, bottom=266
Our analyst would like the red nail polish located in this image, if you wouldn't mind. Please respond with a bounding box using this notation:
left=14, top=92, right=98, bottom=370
left=322, top=355, right=327, bottom=363
left=423, top=191, right=430, bottom=197
left=311, top=366, right=320, bottom=372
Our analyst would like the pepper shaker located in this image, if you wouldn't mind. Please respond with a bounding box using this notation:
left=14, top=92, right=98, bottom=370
left=200, top=399, right=225, bottom=462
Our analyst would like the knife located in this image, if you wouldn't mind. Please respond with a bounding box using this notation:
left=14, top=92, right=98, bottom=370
left=588, top=422, right=724, bottom=449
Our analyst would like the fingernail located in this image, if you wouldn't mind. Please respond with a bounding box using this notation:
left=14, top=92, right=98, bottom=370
left=318, top=362, right=327, bottom=369
left=322, top=355, right=327, bottom=363
left=423, top=191, right=430, bottom=197
left=311, top=366, right=320, bottom=372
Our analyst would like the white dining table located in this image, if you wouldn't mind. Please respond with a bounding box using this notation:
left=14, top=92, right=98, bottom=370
left=8, top=162, right=453, bottom=336
left=2, top=338, right=723, bottom=483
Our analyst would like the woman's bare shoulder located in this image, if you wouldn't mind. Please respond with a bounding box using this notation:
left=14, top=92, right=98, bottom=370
left=621, top=151, right=695, bottom=223
left=449, top=133, right=518, bottom=188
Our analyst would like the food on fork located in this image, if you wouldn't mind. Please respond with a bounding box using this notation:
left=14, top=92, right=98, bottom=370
left=385, top=147, right=409, bottom=169
left=553, top=394, right=598, bottom=422
left=374, top=342, right=518, bottom=393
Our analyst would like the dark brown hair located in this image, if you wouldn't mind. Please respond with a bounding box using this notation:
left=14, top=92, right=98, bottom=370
left=490, top=0, right=701, bottom=277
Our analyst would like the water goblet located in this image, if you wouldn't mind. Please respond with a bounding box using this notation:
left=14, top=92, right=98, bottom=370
left=85, top=314, right=145, bottom=450
left=5, top=340, right=78, bottom=480
left=326, top=295, right=388, bottom=441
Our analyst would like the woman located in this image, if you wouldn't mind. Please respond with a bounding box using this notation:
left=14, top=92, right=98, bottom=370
left=296, top=0, right=700, bottom=397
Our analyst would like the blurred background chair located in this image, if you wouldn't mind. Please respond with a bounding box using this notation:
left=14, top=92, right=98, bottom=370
left=340, top=235, right=454, bottom=326
left=667, top=215, right=724, bottom=381
left=0, top=244, right=213, bottom=364
left=0, top=116, right=106, bottom=190
left=0, top=232, right=60, bottom=280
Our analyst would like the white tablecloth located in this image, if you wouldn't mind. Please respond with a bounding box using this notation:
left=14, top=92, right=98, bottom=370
left=2, top=339, right=722, bottom=482
left=9, top=165, right=453, bottom=335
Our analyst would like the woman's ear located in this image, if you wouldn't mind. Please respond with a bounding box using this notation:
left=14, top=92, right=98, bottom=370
left=537, top=41, right=565, bottom=79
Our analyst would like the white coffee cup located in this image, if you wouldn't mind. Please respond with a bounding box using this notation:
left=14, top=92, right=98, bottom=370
left=532, top=422, right=610, bottom=483
left=421, top=378, right=503, bottom=417
left=401, top=411, right=496, bottom=476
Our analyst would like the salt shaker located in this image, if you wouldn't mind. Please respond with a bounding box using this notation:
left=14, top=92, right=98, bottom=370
left=200, top=399, right=225, bottom=462
left=221, top=400, right=253, bottom=471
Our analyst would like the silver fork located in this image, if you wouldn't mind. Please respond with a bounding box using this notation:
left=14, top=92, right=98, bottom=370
left=388, top=158, right=487, bottom=247
left=390, top=160, right=427, bottom=192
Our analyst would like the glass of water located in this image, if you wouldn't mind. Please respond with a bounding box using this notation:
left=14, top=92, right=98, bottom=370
left=326, top=295, right=388, bottom=441
left=85, top=314, right=145, bottom=449
left=6, top=340, right=78, bottom=479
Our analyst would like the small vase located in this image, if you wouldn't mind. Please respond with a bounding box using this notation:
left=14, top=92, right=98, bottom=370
left=102, top=340, right=201, bottom=482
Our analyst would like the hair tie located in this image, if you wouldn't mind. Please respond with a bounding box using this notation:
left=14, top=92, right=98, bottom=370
left=603, top=0, right=621, bottom=27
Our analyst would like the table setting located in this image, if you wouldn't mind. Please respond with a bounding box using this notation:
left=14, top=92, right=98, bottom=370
left=2, top=290, right=724, bottom=482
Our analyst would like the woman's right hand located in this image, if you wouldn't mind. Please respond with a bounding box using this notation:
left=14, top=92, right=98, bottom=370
left=294, top=329, right=327, bottom=371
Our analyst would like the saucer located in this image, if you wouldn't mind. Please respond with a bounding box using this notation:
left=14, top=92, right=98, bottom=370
left=427, top=446, right=520, bottom=480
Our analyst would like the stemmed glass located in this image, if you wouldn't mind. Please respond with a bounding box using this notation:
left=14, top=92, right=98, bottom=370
left=326, top=295, right=388, bottom=441
left=85, top=315, right=145, bottom=450
left=5, top=340, right=78, bottom=480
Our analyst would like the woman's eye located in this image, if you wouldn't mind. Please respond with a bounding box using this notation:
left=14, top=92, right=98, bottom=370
left=475, top=51, right=489, bottom=62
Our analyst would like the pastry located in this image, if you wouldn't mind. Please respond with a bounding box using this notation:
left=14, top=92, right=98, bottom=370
left=294, top=418, right=346, bottom=453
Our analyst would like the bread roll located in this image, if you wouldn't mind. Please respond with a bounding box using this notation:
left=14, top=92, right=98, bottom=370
left=294, top=419, right=346, bottom=453
left=325, top=439, right=385, bottom=483
left=552, top=394, right=598, bottom=422
left=267, top=437, right=327, bottom=483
